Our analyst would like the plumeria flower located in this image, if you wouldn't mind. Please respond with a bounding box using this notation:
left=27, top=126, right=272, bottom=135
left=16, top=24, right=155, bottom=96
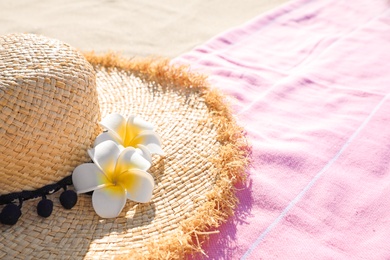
left=94, top=113, right=164, bottom=162
left=72, top=140, right=155, bottom=218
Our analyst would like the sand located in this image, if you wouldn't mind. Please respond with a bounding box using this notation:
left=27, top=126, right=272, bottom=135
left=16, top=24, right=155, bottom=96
left=0, top=0, right=288, bottom=58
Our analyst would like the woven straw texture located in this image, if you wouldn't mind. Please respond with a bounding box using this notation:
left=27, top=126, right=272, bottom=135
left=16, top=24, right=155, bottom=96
left=0, top=34, right=101, bottom=194
left=0, top=34, right=249, bottom=259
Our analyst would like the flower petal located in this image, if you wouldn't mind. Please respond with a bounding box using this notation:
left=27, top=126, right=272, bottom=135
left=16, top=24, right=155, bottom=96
left=136, top=144, right=152, bottom=163
left=72, top=163, right=110, bottom=193
left=88, top=140, right=122, bottom=177
left=92, top=185, right=126, bottom=218
left=115, top=147, right=151, bottom=174
left=117, top=169, right=155, bottom=203
left=131, top=116, right=155, bottom=130
left=93, top=131, right=123, bottom=147
left=125, top=116, right=154, bottom=146
left=132, top=130, right=164, bottom=155
left=100, top=113, right=127, bottom=142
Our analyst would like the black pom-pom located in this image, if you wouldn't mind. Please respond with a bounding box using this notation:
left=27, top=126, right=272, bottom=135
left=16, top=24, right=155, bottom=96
left=37, top=199, right=53, bottom=218
left=59, top=190, right=78, bottom=209
left=0, top=203, right=22, bottom=225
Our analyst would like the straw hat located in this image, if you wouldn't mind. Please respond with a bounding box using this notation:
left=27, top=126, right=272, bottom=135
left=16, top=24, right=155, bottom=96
left=0, top=33, right=248, bottom=259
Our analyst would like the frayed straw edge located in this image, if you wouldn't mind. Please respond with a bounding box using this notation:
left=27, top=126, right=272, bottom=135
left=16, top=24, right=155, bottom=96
left=83, top=52, right=250, bottom=260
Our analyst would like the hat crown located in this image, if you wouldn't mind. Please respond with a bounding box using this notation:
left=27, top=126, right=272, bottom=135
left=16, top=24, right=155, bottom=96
left=0, top=34, right=101, bottom=195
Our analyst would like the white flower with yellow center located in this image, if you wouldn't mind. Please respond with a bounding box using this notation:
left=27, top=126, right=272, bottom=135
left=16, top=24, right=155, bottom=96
left=94, top=113, right=164, bottom=161
left=72, top=140, right=155, bottom=218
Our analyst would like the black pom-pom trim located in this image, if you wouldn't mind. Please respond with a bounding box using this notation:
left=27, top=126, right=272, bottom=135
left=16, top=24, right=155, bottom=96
left=37, top=198, right=53, bottom=218
left=0, top=203, right=22, bottom=225
left=0, top=175, right=77, bottom=225
left=60, top=190, right=78, bottom=209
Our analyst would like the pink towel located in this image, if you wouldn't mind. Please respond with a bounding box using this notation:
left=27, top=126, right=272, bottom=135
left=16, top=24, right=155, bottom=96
left=175, top=0, right=390, bottom=259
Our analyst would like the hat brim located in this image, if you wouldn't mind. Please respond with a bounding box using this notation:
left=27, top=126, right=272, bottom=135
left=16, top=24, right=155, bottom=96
left=0, top=53, right=249, bottom=259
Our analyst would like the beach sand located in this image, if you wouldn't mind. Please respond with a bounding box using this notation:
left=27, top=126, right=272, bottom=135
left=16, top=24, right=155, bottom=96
left=0, top=0, right=288, bottom=58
